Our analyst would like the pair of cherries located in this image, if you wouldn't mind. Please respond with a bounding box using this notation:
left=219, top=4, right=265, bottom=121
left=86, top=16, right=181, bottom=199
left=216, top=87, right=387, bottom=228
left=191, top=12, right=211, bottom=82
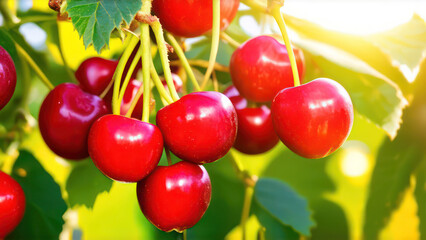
left=229, top=35, right=354, bottom=159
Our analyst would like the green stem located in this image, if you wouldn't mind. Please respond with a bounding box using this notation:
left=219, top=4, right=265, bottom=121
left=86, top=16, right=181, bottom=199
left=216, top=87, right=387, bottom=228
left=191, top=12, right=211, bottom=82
left=170, top=59, right=229, bottom=72
left=258, top=226, right=266, bottom=240
left=271, top=6, right=300, bottom=87
left=150, top=58, right=173, bottom=104
left=15, top=44, right=54, bottom=90
left=118, top=47, right=142, bottom=108
left=0, top=0, right=20, bottom=26
left=165, top=148, right=172, bottom=166
left=15, top=15, right=57, bottom=26
left=140, top=23, right=151, bottom=122
left=151, top=21, right=180, bottom=101
left=165, top=33, right=201, bottom=91
left=183, top=229, right=187, bottom=240
left=201, top=0, right=221, bottom=90
left=240, top=0, right=269, bottom=13
left=112, top=35, right=139, bottom=115
left=220, top=32, right=241, bottom=48
left=240, top=187, right=254, bottom=240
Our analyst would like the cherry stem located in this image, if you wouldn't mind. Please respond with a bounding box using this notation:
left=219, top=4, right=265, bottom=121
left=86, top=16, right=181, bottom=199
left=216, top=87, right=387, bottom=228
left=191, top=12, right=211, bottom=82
left=151, top=21, right=180, bottom=102
left=201, top=0, right=221, bottom=90
left=140, top=23, right=151, bottom=123
left=150, top=58, right=173, bottom=104
left=112, top=35, right=139, bottom=115
left=258, top=226, right=266, bottom=240
left=165, top=33, right=201, bottom=91
left=212, top=70, right=219, bottom=92
left=15, top=43, right=54, bottom=90
left=220, top=32, right=241, bottom=48
left=240, top=0, right=269, bottom=13
left=241, top=187, right=254, bottom=240
left=183, top=229, right=188, bottom=240
left=165, top=148, right=172, bottom=166
left=270, top=5, right=301, bottom=87
left=118, top=46, right=142, bottom=110
left=170, top=60, right=229, bottom=73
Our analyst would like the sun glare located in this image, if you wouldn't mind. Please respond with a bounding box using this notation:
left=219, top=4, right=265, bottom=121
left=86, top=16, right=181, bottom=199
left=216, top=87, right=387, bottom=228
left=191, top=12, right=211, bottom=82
left=341, top=148, right=369, bottom=177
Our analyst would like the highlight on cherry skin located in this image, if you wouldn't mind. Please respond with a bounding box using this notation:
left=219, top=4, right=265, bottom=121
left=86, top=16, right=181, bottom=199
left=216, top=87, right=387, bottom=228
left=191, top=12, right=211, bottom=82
left=272, top=78, right=354, bottom=159
left=0, top=171, right=26, bottom=239
left=0, top=46, right=17, bottom=111
left=137, top=161, right=212, bottom=232
left=230, top=35, right=305, bottom=103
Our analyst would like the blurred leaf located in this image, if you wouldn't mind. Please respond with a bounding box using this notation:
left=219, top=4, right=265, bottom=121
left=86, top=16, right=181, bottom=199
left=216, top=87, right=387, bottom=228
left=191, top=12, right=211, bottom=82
left=7, top=150, right=67, bottom=240
left=66, top=159, right=113, bottom=208
left=310, top=199, right=349, bottom=240
left=254, top=178, right=315, bottom=236
left=295, top=38, right=408, bottom=139
left=253, top=202, right=300, bottom=240
left=415, top=158, right=426, bottom=240
left=370, top=14, right=426, bottom=69
left=65, top=0, right=142, bottom=53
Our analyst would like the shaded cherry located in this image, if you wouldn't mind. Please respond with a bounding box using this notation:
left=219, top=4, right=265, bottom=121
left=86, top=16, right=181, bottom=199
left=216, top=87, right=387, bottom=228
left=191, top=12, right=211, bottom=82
left=0, top=171, right=25, bottom=238
left=224, top=86, right=278, bottom=155
left=230, top=35, right=305, bottom=102
left=0, top=46, right=17, bottom=111
left=137, top=161, right=211, bottom=232
left=75, top=57, right=118, bottom=96
left=88, top=115, right=163, bottom=182
left=161, top=73, right=183, bottom=93
left=152, top=0, right=240, bottom=38
left=39, top=83, right=108, bottom=160
left=156, top=92, right=237, bottom=164
left=272, top=78, right=354, bottom=159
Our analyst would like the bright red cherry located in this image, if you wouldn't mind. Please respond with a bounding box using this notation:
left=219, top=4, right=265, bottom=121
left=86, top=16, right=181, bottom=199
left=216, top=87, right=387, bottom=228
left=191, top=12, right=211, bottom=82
left=162, top=73, right=183, bottom=93
left=152, top=0, right=240, bottom=38
left=75, top=57, right=118, bottom=96
left=0, top=171, right=25, bottom=238
left=271, top=78, right=354, bottom=159
left=39, top=83, right=108, bottom=160
left=0, top=46, right=17, bottom=111
left=224, top=86, right=278, bottom=155
left=156, top=92, right=237, bottom=164
left=137, top=161, right=211, bottom=232
left=88, top=115, right=163, bottom=182
left=230, top=35, right=305, bottom=102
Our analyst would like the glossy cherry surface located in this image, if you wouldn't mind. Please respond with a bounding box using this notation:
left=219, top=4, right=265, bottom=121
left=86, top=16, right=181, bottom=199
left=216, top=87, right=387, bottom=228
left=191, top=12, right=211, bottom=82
left=224, top=86, right=278, bottom=154
left=272, top=78, right=354, bottom=159
left=39, top=83, right=108, bottom=160
left=75, top=57, right=118, bottom=96
left=0, top=46, right=17, bottom=111
left=162, top=73, right=183, bottom=93
left=230, top=35, right=305, bottom=102
left=0, top=171, right=25, bottom=238
left=156, top=92, right=237, bottom=164
left=137, top=161, right=211, bottom=232
left=152, top=0, right=240, bottom=38
left=88, top=115, right=163, bottom=182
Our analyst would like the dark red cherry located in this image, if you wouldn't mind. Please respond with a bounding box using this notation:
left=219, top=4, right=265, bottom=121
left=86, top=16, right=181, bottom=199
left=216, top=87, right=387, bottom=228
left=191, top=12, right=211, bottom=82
left=162, top=73, right=183, bottom=93
left=137, top=161, right=211, bottom=232
left=0, top=171, right=25, bottom=238
left=230, top=35, right=305, bottom=102
left=88, top=115, right=163, bottom=182
left=75, top=57, right=118, bottom=96
left=0, top=46, right=17, bottom=111
left=39, top=83, right=108, bottom=160
left=156, top=92, right=237, bottom=164
left=224, top=86, right=278, bottom=154
left=152, top=0, right=240, bottom=38
left=272, top=78, right=354, bottom=159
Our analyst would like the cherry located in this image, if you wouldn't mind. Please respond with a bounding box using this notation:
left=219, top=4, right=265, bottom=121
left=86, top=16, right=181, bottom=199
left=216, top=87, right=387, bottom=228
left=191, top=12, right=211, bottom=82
left=75, top=57, right=118, bottom=96
left=224, top=86, right=279, bottom=155
left=88, top=115, right=163, bottom=182
left=137, top=161, right=211, bottom=232
left=39, top=83, right=108, bottom=160
left=230, top=35, right=305, bottom=102
left=156, top=92, right=237, bottom=164
left=0, top=171, right=25, bottom=238
left=152, top=0, right=240, bottom=38
left=0, top=46, right=17, bottom=111
left=162, top=73, right=183, bottom=93
left=271, top=78, right=354, bottom=159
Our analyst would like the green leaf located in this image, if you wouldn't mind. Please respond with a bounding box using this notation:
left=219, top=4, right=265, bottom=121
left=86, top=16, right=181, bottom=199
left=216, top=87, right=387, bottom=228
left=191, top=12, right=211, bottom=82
left=295, top=38, right=408, bottom=139
left=254, top=178, right=315, bottom=236
left=310, top=199, right=349, bottom=240
left=66, top=159, right=113, bottom=208
left=65, top=0, right=142, bottom=53
left=6, top=150, right=67, bottom=240
left=415, top=158, right=426, bottom=240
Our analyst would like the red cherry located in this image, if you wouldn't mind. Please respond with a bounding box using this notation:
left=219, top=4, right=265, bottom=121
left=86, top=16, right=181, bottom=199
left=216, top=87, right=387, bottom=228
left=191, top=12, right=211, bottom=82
left=152, top=0, right=240, bottom=38
left=224, top=86, right=278, bottom=155
left=137, top=161, right=211, bottom=232
left=156, top=92, right=237, bottom=164
left=230, top=36, right=305, bottom=102
left=75, top=57, right=118, bottom=96
left=271, top=78, right=354, bottom=159
left=39, top=83, right=108, bottom=160
left=0, top=46, right=17, bottom=111
left=0, top=171, right=25, bottom=238
left=161, top=73, right=183, bottom=93
left=88, top=115, right=163, bottom=182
